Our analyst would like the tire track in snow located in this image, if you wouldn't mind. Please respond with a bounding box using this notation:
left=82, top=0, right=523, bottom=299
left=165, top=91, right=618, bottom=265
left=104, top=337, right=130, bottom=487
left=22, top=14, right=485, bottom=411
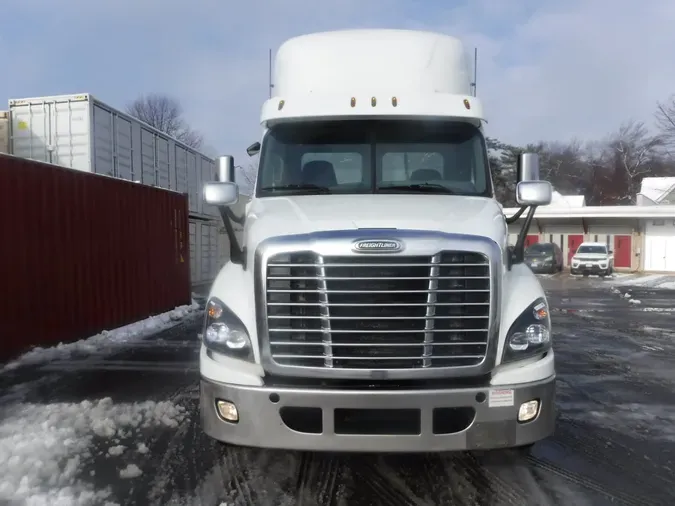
left=444, top=451, right=531, bottom=505
left=547, top=417, right=675, bottom=502
left=294, top=452, right=349, bottom=506
left=526, top=455, right=656, bottom=506
left=222, top=446, right=258, bottom=505
left=352, top=456, right=428, bottom=506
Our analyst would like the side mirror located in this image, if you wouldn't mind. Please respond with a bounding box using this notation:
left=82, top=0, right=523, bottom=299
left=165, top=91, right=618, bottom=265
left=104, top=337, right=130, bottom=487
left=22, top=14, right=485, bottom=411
left=516, top=180, right=552, bottom=206
left=217, top=155, right=235, bottom=182
left=517, top=153, right=540, bottom=182
left=203, top=181, right=239, bottom=206
left=246, top=142, right=261, bottom=157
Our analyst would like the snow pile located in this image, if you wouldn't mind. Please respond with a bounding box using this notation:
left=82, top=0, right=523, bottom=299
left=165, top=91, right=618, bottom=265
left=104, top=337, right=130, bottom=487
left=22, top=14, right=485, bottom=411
left=119, top=464, right=142, bottom=479
left=0, top=397, right=186, bottom=505
left=2, top=301, right=201, bottom=372
left=107, top=445, right=125, bottom=457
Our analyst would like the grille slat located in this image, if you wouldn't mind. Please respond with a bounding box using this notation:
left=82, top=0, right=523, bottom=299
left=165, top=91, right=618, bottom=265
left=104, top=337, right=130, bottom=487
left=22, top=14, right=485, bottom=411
left=265, top=250, right=491, bottom=370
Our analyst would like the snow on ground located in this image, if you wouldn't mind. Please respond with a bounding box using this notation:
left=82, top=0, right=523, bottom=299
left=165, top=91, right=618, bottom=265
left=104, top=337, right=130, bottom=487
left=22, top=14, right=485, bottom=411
left=0, top=397, right=187, bottom=505
left=610, top=273, right=675, bottom=289
left=642, top=325, right=675, bottom=338
left=1, top=301, right=201, bottom=373
left=561, top=402, right=675, bottom=443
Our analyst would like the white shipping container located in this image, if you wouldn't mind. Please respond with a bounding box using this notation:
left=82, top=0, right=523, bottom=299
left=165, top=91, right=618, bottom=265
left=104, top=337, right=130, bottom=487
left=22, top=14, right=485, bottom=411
left=0, top=111, right=9, bottom=153
left=8, top=93, right=218, bottom=218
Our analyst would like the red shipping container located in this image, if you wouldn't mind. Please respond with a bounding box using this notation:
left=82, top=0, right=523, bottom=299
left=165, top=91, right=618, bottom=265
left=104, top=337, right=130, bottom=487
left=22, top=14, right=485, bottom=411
left=0, top=153, right=191, bottom=361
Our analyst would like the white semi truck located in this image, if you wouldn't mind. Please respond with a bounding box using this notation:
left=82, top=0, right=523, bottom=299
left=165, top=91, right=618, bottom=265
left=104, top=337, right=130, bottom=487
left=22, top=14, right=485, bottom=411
left=199, top=29, right=555, bottom=453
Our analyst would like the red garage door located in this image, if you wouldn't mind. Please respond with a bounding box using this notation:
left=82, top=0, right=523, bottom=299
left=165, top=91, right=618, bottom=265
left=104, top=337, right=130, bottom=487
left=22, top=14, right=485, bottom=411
left=567, top=234, right=584, bottom=265
left=524, top=235, right=539, bottom=248
left=613, top=235, right=632, bottom=268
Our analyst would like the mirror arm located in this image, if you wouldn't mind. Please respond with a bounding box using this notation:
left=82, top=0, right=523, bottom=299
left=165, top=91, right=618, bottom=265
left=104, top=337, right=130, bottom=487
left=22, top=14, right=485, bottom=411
left=512, top=205, right=538, bottom=265
left=224, top=207, right=246, bottom=226
left=505, top=205, right=527, bottom=224
left=218, top=207, right=247, bottom=268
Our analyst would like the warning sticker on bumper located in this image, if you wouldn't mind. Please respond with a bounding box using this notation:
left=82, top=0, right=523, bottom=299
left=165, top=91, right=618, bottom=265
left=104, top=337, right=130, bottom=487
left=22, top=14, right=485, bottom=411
left=489, top=389, right=515, bottom=407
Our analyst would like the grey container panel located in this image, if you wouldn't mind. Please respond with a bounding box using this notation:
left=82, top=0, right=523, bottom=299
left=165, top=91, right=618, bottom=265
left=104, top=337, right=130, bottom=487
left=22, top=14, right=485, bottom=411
left=200, top=223, right=215, bottom=281
left=91, top=103, right=134, bottom=180
left=189, top=219, right=228, bottom=286
left=187, top=151, right=199, bottom=213
left=115, top=116, right=133, bottom=180
left=156, top=135, right=171, bottom=189
left=140, top=127, right=156, bottom=185
left=200, top=156, right=218, bottom=217
left=201, top=221, right=222, bottom=282
left=175, top=145, right=189, bottom=194
left=0, top=112, right=9, bottom=154
left=189, top=221, right=198, bottom=284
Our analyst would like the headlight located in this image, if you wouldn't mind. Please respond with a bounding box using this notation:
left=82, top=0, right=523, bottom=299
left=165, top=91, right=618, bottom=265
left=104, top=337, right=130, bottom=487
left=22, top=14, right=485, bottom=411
left=502, top=297, right=551, bottom=364
left=202, top=297, right=253, bottom=361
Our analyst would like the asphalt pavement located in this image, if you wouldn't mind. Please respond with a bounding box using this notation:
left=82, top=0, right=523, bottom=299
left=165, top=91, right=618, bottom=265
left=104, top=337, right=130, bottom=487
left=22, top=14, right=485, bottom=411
left=2, top=274, right=675, bottom=505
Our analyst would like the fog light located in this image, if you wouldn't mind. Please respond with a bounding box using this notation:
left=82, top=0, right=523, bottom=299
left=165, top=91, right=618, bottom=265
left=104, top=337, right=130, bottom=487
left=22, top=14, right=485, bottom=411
left=216, top=400, right=239, bottom=423
left=518, top=400, right=539, bottom=422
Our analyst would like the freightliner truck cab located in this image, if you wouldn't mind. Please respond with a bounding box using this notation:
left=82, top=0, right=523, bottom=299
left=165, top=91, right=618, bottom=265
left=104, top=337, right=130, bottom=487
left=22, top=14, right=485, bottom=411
left=199, top=29, right=555, bottom=453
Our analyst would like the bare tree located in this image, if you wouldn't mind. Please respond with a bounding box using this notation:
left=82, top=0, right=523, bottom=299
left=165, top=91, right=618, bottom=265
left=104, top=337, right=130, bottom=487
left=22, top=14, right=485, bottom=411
left=655, top=95, right=675, bottom=151
left=587, top=120, right=662, bottom=204
left=126, top=94, right=203, bottom=149
left=235, top=159, right=258, bottom=195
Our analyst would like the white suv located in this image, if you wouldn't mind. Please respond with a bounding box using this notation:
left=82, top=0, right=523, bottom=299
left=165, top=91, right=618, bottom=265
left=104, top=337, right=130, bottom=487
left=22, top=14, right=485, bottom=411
left=570, top=242, right=614, bottom=277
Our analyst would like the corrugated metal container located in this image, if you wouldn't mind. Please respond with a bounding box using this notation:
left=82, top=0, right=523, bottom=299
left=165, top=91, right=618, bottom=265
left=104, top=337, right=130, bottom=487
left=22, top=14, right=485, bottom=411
left=0, top=111, right=9, bottom=153
left=8, top=93, right=218, bottom=218
left=0, top=153, right=191, bottom=361
left=189, top=219, right=227, bottom=286
left=188, top=196, right=250, bottom=287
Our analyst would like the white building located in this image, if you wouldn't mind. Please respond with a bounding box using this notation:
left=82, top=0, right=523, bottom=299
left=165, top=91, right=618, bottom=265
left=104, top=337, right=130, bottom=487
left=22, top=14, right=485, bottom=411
left=506, top=200, right=675, bottom=273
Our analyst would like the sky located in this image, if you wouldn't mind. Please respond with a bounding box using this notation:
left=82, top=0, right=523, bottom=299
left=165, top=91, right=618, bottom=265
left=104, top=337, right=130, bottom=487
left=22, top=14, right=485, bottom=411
left=1, top=0, right=674, bottom=163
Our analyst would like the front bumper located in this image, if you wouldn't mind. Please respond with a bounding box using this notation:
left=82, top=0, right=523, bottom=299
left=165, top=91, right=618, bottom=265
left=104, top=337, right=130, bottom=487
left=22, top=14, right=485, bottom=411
left=571, top=263, right=609, bottom=275
left=200, top=375, right=556, bottom=453
left=526, top=262, right=555, bottom=273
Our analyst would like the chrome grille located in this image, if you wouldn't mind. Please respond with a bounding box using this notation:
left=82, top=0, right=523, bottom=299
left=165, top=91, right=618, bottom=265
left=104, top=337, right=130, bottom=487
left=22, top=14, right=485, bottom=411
left=265, top=251, right=491, bottom=370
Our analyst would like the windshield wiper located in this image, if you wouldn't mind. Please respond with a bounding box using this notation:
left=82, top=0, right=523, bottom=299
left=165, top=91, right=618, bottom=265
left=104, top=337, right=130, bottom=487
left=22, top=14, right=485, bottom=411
left=378, top=183, right=456, bottom=194
left=260, top=184, right=332, bottom=194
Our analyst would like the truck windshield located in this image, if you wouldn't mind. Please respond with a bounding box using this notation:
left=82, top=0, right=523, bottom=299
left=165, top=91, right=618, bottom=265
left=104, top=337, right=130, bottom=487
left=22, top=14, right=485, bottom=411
left=256, top=120, right=492, bottom=197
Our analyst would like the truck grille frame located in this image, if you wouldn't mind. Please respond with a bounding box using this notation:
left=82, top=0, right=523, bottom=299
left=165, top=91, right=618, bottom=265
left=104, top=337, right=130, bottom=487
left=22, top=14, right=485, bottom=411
left=255, top=230, right=503, bottom=380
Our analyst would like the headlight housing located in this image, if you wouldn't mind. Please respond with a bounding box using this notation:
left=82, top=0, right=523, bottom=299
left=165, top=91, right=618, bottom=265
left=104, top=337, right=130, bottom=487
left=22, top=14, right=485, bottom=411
left=202, top=297, right=254, bottom=362
left=502, top=297, right=551, bottom=364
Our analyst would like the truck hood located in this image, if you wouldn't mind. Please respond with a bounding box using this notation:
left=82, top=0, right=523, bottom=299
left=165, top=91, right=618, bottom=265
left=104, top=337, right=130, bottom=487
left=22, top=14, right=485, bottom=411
left=246, top=194, right=507, bottom=247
